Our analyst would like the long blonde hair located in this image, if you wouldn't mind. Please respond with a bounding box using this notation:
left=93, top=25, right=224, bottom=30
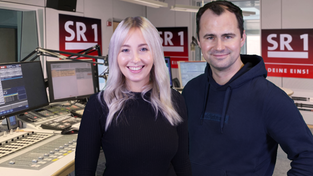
left=99, top=16, right=182, bottom=130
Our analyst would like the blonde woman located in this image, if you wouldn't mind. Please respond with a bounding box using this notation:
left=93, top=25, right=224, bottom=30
left=75, top=16, right=191, bottom=176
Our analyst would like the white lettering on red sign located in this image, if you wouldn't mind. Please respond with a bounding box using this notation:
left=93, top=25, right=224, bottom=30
left=267, top=33, right=309, bottom=58
left=64, top=21, right=99, bottom=50
left=267, top=67, right=309, bottom=75
left=158, top=31, right=184, bottom=52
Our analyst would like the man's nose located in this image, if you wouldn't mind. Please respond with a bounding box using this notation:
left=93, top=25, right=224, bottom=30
left=215, top=38, right=225, bottom=51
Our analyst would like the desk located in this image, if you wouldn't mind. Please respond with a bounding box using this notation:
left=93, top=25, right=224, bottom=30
left=52, top=160, right=75, bottom=176
left=280, top=87, right=294, bottom=96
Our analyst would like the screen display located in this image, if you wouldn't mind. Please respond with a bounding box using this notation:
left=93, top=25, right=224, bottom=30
left=6, top=115, right=19, bottom=130
left=178, top=61, right=207, bottom=88
left=46, top=60, right=96, bottom=102
left=0, top=61, right=49, bottom=120
left=164, top=57, right=173, bottom=87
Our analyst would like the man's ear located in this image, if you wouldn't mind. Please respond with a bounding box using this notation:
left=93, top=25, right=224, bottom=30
left=197, top=38, right=201, bottom=48
left=241, top=30, right=246, bottom=47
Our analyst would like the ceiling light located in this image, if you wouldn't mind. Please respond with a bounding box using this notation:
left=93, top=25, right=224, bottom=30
left=170, top=4, right=200, bottom=13
left=121, top=0, right=168, bottom=8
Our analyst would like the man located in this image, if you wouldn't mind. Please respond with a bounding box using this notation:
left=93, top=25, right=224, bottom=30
left=182, top=1, right=313, bottom=175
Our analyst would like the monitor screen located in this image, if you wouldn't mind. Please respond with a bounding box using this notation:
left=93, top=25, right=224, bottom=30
left=178, top=61, right=207, bottom=88
left=6, top=115, right=19, bottom=130
left=0, top=61, right=49, bottom=120
left=46, top=60, right=96, bottom=102
left=164, top=57, right=173, bottom=87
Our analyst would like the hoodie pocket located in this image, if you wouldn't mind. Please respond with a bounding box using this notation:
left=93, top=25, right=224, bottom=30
left=191, top=162, right=227, bottom=176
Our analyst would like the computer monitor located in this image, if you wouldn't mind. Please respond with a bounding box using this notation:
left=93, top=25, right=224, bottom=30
left=164, top=57, right=173, bottom=87
left=46, top=60, right=97, bottom=102
left=177, top=61, right=207, bottom=88
left=0, top=61, right=49, bottom=120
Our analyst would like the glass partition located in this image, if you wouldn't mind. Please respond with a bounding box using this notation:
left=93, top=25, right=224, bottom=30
left=0, top=6, right=43, bottom=62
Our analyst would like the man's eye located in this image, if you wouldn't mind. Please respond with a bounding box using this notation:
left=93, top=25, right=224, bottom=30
left=225, top=35, right=233, bottom=39
left=206, top=36, right=214, bottom=40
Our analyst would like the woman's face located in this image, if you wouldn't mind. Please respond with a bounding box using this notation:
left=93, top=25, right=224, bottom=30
left=117, top=28, right=153, bottom=92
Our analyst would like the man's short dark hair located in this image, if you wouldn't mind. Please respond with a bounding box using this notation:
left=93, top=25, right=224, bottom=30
left=196, top=1, right=244, bottom=40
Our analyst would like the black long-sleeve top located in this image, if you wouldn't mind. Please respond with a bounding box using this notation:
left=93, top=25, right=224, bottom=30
left=75, top=90, right=192, bottom=176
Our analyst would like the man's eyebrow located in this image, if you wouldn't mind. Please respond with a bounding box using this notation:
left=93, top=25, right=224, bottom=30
left=222, top=33, right=236, bottom=36
left=202, top=33, right=236, bottom=38
left=203, top=34, right=215, bottom=38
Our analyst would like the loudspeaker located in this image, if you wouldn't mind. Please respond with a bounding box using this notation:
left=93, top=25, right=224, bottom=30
left=46, top=0, right=77, bottom=12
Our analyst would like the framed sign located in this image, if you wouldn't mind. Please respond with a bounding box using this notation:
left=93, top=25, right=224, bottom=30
left=262, top=29, right=313, bottom=78
left=59, top=14, right=102, bottom=57
left=157, top=27, right=188, bottom=68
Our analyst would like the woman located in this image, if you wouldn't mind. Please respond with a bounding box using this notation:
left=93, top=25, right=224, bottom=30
left=75, top=16, right=191, bottom=176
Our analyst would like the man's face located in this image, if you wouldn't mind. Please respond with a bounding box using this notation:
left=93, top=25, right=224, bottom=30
left=198, top=9, right=246, bottom=73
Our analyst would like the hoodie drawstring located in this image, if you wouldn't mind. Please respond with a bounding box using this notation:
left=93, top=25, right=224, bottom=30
left=221, top=87, right=232, bottom=133
left=200, top=84, right=210, bottom=125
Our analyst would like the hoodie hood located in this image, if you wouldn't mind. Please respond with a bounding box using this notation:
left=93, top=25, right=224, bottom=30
left=203, top=54, right=267, bottom=132
left=205, top=54, right=267, bottom=89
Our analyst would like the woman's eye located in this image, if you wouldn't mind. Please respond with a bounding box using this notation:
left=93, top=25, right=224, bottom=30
left=121, top=48, right=129, bottom=52
left=140, top=47, right=148, bottom=52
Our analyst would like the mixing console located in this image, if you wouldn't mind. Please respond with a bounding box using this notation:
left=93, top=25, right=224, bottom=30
left=0, top=130, right=77, bottom=175
left=0, top=102, right=85, bottom=175
left=17, top=103, right=85, bottom=131
left=17, top=111, right=54, bottom=124
left=47, top=103, right=85, bottom=115
left=40, top=115, right=80, bottom=130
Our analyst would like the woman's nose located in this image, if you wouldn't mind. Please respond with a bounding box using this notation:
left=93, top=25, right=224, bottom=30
left=132, top=52, right=140, bottom=63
